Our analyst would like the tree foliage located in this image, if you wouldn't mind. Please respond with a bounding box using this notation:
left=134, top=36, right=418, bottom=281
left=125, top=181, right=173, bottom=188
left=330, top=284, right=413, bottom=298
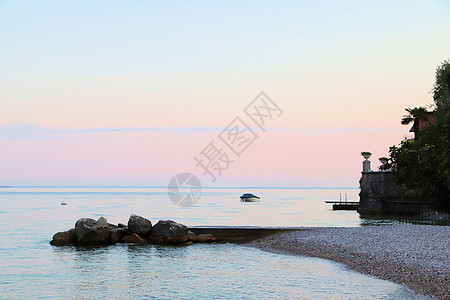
left=400, top=107, right=428, bottom=138
left=433, top=60, right=450, bottom=121
left=389, top=61, right=450, bottom=211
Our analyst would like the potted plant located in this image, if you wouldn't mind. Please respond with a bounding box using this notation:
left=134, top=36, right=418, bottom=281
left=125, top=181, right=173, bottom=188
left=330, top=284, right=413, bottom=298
left=361, top=151, right=372, bottom=160
left=379, top=157, right=389, bottom=164
left=378, top=157, right=391, bottom=171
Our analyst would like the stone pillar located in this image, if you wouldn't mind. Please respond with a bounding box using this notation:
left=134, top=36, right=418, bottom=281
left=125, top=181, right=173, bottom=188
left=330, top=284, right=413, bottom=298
left=363, top=160, right=371, bottom=172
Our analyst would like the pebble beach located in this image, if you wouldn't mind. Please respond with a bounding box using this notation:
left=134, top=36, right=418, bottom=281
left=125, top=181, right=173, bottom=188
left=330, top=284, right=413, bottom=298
left=249, top=225, right=450, bottom=299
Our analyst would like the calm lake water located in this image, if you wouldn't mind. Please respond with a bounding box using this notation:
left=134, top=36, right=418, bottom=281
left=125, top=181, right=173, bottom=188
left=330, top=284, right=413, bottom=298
left=0, top=187, right=430, bottom=299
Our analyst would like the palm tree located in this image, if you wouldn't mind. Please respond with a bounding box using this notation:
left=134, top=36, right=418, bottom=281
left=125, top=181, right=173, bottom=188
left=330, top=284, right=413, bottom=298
left=401, top=107, right=428, bottom=139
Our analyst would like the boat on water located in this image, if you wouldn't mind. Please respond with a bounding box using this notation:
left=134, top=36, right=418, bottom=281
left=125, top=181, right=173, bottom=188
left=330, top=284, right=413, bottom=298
left=60, top=200, right=67, bottom=205
left=240, top=193, right=260, bottom=202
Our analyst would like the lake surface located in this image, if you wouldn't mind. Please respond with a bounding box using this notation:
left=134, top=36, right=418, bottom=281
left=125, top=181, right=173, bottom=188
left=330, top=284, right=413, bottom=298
left=0, top=187, right=430, bottom=299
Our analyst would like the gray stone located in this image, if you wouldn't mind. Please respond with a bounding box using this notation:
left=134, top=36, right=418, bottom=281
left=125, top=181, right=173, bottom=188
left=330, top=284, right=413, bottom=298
left=74, top=218, right=111, bottom=245
left=97, top=216, right=108, bottom=225
left=151, top=220, right=189, bottom=245
left=50, top=229, right=77, bottom=245
left=97, top=216, right=118, bottom=230
left=127, top=214, right=152, bottom=237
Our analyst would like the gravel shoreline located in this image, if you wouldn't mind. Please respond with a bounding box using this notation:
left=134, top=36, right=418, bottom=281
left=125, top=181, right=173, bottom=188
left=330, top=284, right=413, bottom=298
left=248, top=225, right=449, bottom=299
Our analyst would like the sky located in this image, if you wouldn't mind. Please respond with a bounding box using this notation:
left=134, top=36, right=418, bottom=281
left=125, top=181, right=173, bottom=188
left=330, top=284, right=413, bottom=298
left=1, top=0, right=449, bottom=187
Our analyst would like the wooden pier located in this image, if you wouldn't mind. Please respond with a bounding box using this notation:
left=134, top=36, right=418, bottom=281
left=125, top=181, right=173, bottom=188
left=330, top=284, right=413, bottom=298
left=325, top=193, right=359, bottom=210
left=325, top=201, right=359, bottom=210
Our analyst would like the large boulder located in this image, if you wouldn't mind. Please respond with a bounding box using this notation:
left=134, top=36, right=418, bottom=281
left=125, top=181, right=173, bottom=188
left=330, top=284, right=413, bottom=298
left=51, top=229, right=77, bottom=245
left=151, top=220, right=189, bottom=245
left=127, top=214, right=152, bottom=238
left=74, top=217, right=112, bottom=245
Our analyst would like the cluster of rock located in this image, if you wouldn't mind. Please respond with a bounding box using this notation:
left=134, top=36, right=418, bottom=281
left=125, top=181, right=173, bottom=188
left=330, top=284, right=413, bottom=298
left=51, top=214, right=215, bottom=246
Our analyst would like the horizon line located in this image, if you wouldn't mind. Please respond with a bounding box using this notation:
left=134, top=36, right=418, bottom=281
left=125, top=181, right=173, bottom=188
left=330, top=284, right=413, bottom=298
left=0, top=185, right=359, bottom=189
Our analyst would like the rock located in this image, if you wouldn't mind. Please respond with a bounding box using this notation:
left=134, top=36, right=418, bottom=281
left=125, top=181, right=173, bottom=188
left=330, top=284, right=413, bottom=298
left=74, top=218, right=112, bottom=245
left=188, top=231, right=216, bottom=243
left=118, top=223, right=127, bottom=228
left=97, top=216, right=118, bottom=230
left=50, top=229, right=77, bottom=245
left=111, top=227, right=129, bottom=243
left=121, top=233, right=146, bottom=244
left=151, top=220, right=189, bottom=245
left=107, top=223, right=118, bottom=230
left=97, top=216, right=108, bottom=225
left=118, top=227, right=129, bottom=236
left=127, top=214, right=152, bottom=238
left=110, top=228, right=122, bottom=244
left=198, top=234, right=216, bottom=243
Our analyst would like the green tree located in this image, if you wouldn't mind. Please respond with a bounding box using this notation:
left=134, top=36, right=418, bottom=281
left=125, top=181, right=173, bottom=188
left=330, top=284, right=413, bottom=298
left=434, top=60, right=450, bottom=194
left=389, top=61, right=450, bottom=211
left=433, top=60, right=450, bottom=122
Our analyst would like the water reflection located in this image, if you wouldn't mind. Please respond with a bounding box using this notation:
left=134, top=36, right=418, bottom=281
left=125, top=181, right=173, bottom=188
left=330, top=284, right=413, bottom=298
left=0, top=188, right=438, bottom=299
left=359, top=214, right=450, bottom=226
left=7, top=239, right=432, bottom=299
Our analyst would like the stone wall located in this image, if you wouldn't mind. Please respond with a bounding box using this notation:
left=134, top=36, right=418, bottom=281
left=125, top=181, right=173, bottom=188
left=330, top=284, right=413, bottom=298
left=358, top=171, right=422, bottom=214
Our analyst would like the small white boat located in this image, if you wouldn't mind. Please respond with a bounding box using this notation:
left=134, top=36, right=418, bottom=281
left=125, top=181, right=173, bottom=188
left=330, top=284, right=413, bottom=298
left=240, top=193, right=260, bottom=202
left=60, top=200, right=67, bottom=205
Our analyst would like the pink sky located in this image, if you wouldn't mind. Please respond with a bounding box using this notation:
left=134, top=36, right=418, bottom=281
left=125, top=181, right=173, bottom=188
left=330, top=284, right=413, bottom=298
left=1, top=1, right=449, bottom=187
left=0, top=123, right=407, bottom=187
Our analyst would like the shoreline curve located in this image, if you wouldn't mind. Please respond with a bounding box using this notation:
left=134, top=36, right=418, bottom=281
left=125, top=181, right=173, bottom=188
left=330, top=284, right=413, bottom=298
left=247, top=225, right=449, bottom=299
